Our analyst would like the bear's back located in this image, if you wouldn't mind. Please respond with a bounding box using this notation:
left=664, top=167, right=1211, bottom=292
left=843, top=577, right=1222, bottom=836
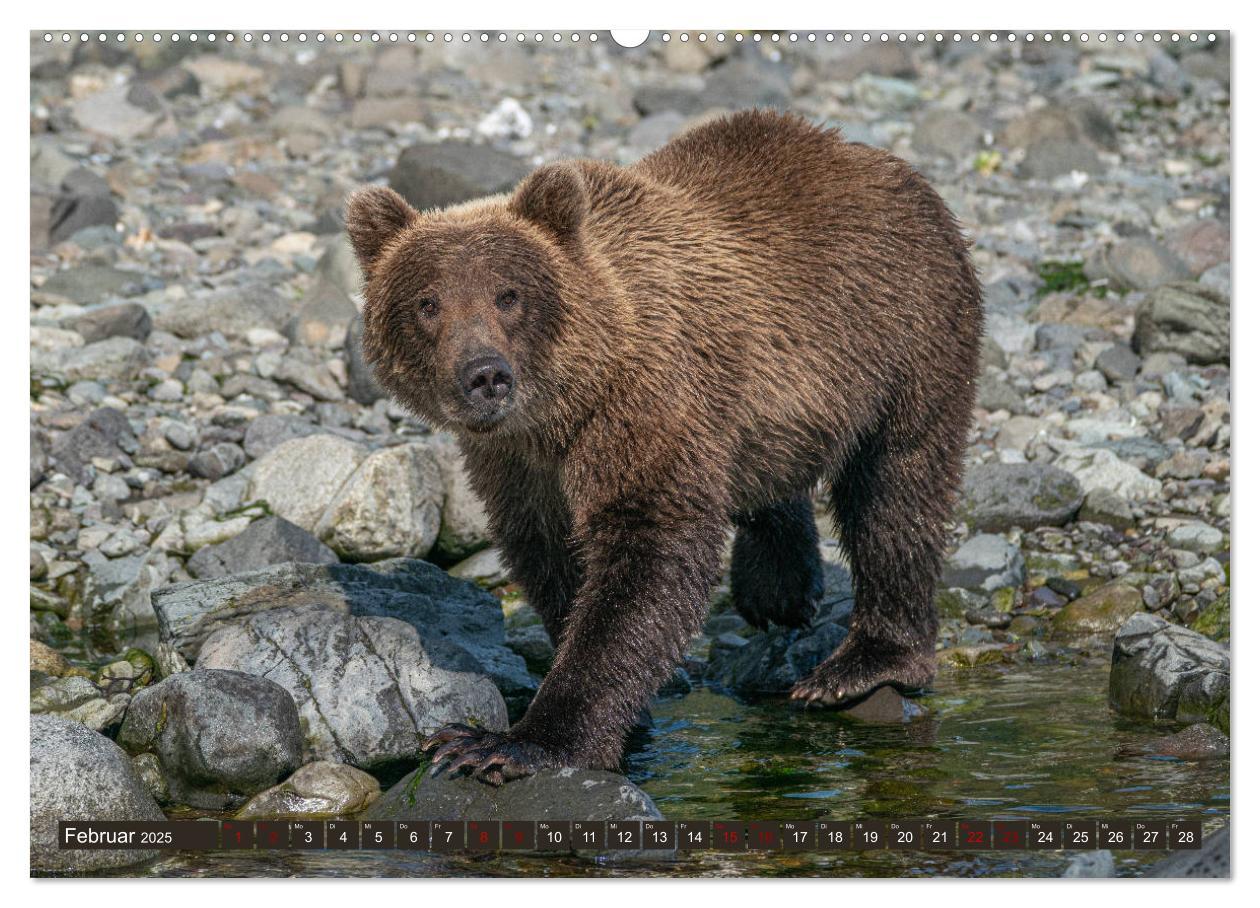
left=633, top=110, right=922, bottom=229
left=575, top=111, right=980, bottom=466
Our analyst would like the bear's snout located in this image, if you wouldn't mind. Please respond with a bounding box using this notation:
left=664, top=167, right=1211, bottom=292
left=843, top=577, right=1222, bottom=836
left=459, top=354, right=515, bottom=407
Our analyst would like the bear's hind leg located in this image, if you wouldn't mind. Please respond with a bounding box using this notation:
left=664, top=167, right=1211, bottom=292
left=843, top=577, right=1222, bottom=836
left=731, top=495, right=824, bottom=630
left=792, top=419, right=962, bottom=705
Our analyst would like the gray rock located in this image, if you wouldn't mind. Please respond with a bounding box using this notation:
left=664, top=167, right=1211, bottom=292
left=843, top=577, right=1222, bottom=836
left=30, top=715, right=165, bottom=872
left=49, top=406, right=136, bottom=485
left=188, top=442, right=246, bottom=481
left=1199, top=262, right=1231, bottom=297
left=1109, top=613, right=1229, bottom=731
left=708, top=622, right=847, bottom=693
left=154, top=285, right=292, bottom=340
left=1003, top=102, right=1117, bottom=152
left=66, top=301, right=151, bottom=343
left=942, top=534, right=1026, bottom=592
left=853, top=74, right=920, bottom=111
left=1086, top=238, right=1190, bottom=291
left=632, top=83, right=710, bottom=117
left=346, top=314, right=386, bottom=405
left=1062, top=850, right=1116, bottom=877
left=975, top=373, right=1027, bottom=414
left=271, top=356, right=345, bottom=402
left=30, top=550, right=49, bottom=582
left=448, top=547, right=509, bottom=587
left=30, top=675, right=126, bottom=732
left=187, top=515, right=338, bottom=579
left=1079, top=487, right=1135, bottom=528
left=247, top=434, right=369, bottom=530
left=152, top=558, right=535, bottom=698
left=1116, top=723, right=1229, bottom=761
left=39, top=265, right=141, bottom=304
left=49, top=168, right=119, bottom=246
left=634, top=58, right=790, bottom=117
left=388, top=143, right=529, bottom=212
left=911, top=109, right=984, bottom=161
left=31, top=143, right=78, bottom=191
left=131, top=751, right=170, bottom=803
left=197, top=607, right=509, bottom=773
left=1145, top=825, right=1229, bottom=877
left=285, top=236, right=361, bottom=347
left=426, top=438, right=492, bottom=562
left=366, top=767, right=663, bottom=823
left=201, top=473, right=249, bottom=516
left=1094, top=437, right=1172, bottom=471
left=72, top=83, right=159, bottom=140
left=1165, top=219, right=1229, bottom=277
left=35, top=336, right=148, bottom=383
left=1167, top=522, right=1225, bottom=554
left=1095, top=344, right=1142, bottom=384
left=1036, top=326, right=1090, bottom=367
left=30, top=429, right=48, bottom=487
left=155, top=641, right=190, bottom=679
left=118, top=669, right=303, bottom=809
left=506, top=623, right=554, bottom=675
left=960, top=462, right=1084, bottom=531
left=236, top=761, right=381, bottom=819
left=83, top=550, right=170, bottom=636
left=1051, top=582, right=1143, bottom=638
left=1140, top=351, right=1190, bottom=379
left=1019, top=139, right=1103, bottom=179
left=704, top=57, right=791, bottom=110
left=1053, top=447, right=1162, bottom=500
left=835, top=684, right=927, bottom=722
left=314, top=443, right=444, bottom=561
left=625, top=111, right=689, bottom=156
left=1134, top=282, right=1230, bottom=365
left=242, top=413, right=325, bottom=459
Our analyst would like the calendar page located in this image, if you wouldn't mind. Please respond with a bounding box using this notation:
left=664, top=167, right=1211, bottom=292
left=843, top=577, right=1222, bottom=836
left=27, top=14, right=1231, bottom=885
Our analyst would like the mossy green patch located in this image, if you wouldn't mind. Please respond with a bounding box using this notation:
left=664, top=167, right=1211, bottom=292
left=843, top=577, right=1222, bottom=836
left=990, top=587, right=1017, bottom=613
left=935, top=588, right=970, bottom=620
left=1036, top=260, right=1104, bottom=299
left=1050, top=582, right=1143, bottom=637
left=1190, top=590, right=1230, bottom=643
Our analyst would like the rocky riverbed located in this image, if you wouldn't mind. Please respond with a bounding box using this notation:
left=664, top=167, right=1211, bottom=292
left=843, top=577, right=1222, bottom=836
left=30, top=32, right=1228, bottom=877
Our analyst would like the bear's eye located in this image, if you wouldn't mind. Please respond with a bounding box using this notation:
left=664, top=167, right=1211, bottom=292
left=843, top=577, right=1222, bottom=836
left=418, top=297, right=438, bottom=317
left=495, top=289, right=519, bottom=311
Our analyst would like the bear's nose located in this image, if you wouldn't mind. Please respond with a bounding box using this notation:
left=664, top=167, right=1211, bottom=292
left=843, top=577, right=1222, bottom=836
left=460, top=355, right=514, bottom=404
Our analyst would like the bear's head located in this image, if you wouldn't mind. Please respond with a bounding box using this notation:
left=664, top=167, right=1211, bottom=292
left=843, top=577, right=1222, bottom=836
left=345, top=163, right=605, bottom=438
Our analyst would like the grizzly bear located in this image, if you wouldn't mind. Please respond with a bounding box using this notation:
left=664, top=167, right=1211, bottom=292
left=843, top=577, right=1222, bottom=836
left=346, top=110, right=983, bottom=784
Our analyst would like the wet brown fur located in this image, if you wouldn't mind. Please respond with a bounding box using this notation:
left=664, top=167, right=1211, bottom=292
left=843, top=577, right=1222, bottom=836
left=346, top=110, right=983, bottom=781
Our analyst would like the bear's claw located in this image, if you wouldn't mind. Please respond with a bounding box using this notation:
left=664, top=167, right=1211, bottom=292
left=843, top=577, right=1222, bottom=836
left=421, top=724, right=554, bottom=786
left=789, top=635, right=935, bottom=707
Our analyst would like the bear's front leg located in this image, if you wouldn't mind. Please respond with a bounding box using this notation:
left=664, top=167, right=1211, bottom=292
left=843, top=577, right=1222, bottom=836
left=423, top=480, right=728, bottom=784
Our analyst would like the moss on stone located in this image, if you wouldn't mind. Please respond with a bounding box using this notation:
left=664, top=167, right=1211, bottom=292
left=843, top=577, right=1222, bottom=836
left=1190, top=591, right=1230, bottom=643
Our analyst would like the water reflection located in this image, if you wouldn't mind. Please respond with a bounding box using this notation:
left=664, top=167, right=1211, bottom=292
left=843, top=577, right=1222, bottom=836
left=91, top=657, right=1225, bottom=878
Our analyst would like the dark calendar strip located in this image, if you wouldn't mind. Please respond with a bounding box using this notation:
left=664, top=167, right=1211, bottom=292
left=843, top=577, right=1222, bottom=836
left=59, top=819, right=1204, bottom=852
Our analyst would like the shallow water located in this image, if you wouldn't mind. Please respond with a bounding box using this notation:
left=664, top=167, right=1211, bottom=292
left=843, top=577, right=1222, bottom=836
left=100, top=658, right=1227, bottom=878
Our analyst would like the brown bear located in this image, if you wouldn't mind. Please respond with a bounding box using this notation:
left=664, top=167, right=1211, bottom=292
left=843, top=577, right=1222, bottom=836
left=345, top=110, right=983, bottom=784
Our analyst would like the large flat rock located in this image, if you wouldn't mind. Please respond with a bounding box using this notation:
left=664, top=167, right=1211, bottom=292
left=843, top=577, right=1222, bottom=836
left=151, top=558, right=534, bottom=697
left=197, top=608, right=509, bottom=774
left=366, top=767, right=663, bottom=823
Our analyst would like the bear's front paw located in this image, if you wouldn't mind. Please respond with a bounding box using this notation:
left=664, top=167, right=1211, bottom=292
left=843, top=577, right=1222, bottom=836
left=421, top=724, right=558, bottom=786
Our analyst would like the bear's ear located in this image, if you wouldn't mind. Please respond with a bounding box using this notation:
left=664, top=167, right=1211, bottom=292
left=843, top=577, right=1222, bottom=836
left=344, top=186, right=416, bottom=276
left=510, top=163, right=588, bottom=244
